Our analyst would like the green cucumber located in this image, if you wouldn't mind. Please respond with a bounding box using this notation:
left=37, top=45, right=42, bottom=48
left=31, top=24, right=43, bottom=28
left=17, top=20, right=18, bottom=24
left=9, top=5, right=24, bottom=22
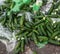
left=47, top=23, right=53, bottom=30
left=14, top=41, right=21, bottom=50
left=32, top=33, right=38, bottom=44
left=40, top=25, right=46, bottom=35
left=14, top=41, right=21, bottom=54
left=25, top=22, right=31, bottom=28
left=46, top=30, right=52, bottom=37
left=34, top=19, right=44, bottom=26
left=46, top=24, right=53, bottom=34
left=52, top=31, right=60, bottom=38
left=21, top=40, right=24, bottom=52
left=47, top=14, right=59, bottom=18
left=33, top=29, right=39, bottom=35
left=49, top=39, right=60, bottom=45
left=38, top=26, right=43, bottom=35
left=14, top=18, right=17, bottom=24
left=28, top=32, right=32, bottom=36
left=20, top=16, right=24, bottom=26
left=11, top=22, right=15, bottom=30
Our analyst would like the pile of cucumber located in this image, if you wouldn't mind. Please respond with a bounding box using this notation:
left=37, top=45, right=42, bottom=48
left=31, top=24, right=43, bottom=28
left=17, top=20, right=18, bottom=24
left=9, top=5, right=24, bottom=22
left=0, top=0, right=60, bottom=54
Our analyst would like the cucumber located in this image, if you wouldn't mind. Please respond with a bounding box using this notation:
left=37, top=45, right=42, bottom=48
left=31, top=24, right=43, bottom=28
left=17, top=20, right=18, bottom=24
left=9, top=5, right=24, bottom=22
left=27, top=32, right=32, bottom=36
left=46, top=24, right=53, bottom=34
left=11, top=22, right=15, bottom=30
left=34, top=19, right=44, bottom=26
left=25, top=22, right=31, bottom=28
left=20, top=16, right=24, bottom=26
left=21, top=40, right=24, bottom=52
left=33, top=29, right=39, bottom=35
left=40, top=25, right=46, bottom=35
left=49, top=39, right=60, bottom=45
left=14, top=41, right=21, bottom=50
left=38, top=26, right=43, bottom=35
left=47, top=23, right=53, bottom=30
left=14, top=48, right=20, bottom=54
left=32, top=33, right=38, bottom=44
left=14, top=41, right=21, bottom=54
left=14, top=18, right=17, bottom=24
left=52, top=31, right=60, bottom=38
left=1, top=17, right=6, bottom=25
left=46, top=30, right=52, bottom=37
left=25, top=36, right=28, bottom=45
left=47, top=14, right=59, bottom=18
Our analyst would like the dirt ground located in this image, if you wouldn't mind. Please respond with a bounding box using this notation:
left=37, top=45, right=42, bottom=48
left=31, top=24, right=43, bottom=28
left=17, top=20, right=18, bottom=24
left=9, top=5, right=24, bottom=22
left=0, top=42, right=7, bottom=54
left=0, top=41, right=60, bottom=54
left=29, top=42, right=60, bottom=54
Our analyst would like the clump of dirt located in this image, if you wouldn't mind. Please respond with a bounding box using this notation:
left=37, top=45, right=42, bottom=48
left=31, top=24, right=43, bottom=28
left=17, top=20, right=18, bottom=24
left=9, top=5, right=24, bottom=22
left=0, top=41, right=7, bottom=54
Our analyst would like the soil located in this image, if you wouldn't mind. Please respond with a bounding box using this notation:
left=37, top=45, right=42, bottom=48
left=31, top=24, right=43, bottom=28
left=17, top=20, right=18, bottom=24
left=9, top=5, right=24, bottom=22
left=0, top=41, right=60, bottom=54
left=0, top=41, right=7, bottom=54
left=29, top=42, right=60, bottom=54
